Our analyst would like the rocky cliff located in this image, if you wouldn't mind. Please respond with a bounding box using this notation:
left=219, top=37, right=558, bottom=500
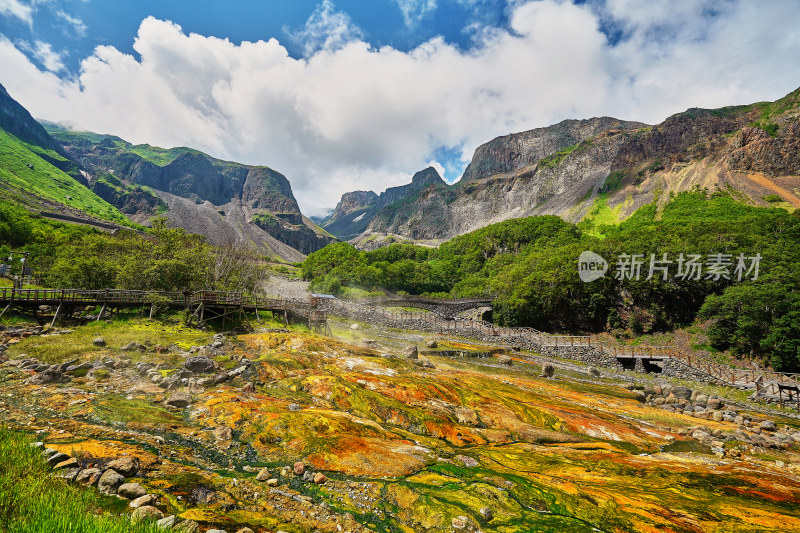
left=47, top=127, right=335, bottom=259
left=348, top=88, right=800, bottom=247
left=323, top=167, right=446, bottom=240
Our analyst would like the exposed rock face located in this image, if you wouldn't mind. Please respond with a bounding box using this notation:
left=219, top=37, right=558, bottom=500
left=323, top=167, right=446, bottom=240
left=345, top=88, right=800, bottom=247
left=47, top=126, right=335, bottom=259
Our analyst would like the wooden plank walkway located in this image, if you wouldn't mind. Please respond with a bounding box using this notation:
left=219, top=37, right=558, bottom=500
left=0, top=288, right=327, bottom=328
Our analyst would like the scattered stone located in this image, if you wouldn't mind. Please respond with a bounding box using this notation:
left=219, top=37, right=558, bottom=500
left=455, top=407, right=479, bottom=426
left=303, top=471, right=314, bottom=482
left=206, top=530, right=228, bottom=533
left=107, top=456, right=140, bottom=477
left=131, top=505, right=164, bottom=523
left=241, top=382, right=254, bottom=393
left=588, top=366, right=601, bottom=377
left=93, top=337, right=106, bottom=347
left=214, top=426, right=233, bottom=441
left=266, top=478, right=279, bottom=487
left=541, top=363, right=554, bottom=378
left=402, top=345, right=419, bottom=360
left=75, top=467, right=102, bottom=486
left=57, top=467, right=82, bottom=481
left=452, top=516, right=471, bottom=530
left=130, top=494, right=157, bottom=508
left=672, top=386, right=693, bottom=400
left=497, top=355, right=512, bottom=365
left=121, top=342, right=146, bottom=352
left=165, top=392, right=192, bottom=408
left=426, top=340, right=438, bottom=348
left=455, top=454, right=479, bottom=467
left=97, top=469, right=125, bottom=495
left=256, top=468, right=270, bottom=481
left=184, top=355, right=215, bottom=374
left=294, top=461, right=306, bottom=475
left=760, top=420, right=777, bottom=432
left=156, top=515, right=177, bottom=528
left=46, top=452, right=70, bottom=467
left=118, top=482, right=147, bottom=499
left=54, top=457, right=79, bottom=470
left=173, top=520, right=201, bottom=533
left=480, top=506, right=494, bottom=521
left=350, top=323, right=359, bottom=330
left=235, top=528, right=255, bottom=533
left=313, top=473, right=328, bottom=484
left=288, top=403, right=302, bottom=412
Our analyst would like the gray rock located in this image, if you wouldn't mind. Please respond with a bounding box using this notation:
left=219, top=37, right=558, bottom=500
left=760, top=420, right=777, bottom=432
left=118, top=482, right=147, bottom=499
left=184, top=355, right=215, bottom=374
left=402, top=345, right=419, bottom=360
left=541, top=363, right=554, bottom=378
left=288, top=403, right=302, bottom=412
left=131, top=505, right=164, bottom=523
left=130, top=494, right=157, bottom=508
left=426, top=340, right=438, bottom=349
left=106, top=456, right=140, bottom=477
left=255, top=468, right=270, bottom=481
left=46, top=452, right=70, bottom=467
left=672, top=386, right=693, bottom=400
left=165, top=392, right=192, bottom=408
left=93, top=337, right=106, bottom=347
left=588, top=366, right=601, bottom=377
left=480, top=506, right=494, bottom=521
left=156, top=515, right=177, bottom=529
left=97, top=469, right=125, bottom=494
left=173, top=520, right=201, bottom=533
left=121, top=342, right=146, bottom=352
left=497, top=355, right=512, bottom=365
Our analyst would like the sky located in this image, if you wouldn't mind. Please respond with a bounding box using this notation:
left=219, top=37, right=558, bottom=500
left=1, top=0, right=799, bottom=216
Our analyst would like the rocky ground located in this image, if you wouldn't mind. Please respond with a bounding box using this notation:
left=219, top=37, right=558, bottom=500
left=2, top=315, right=800, bottom=532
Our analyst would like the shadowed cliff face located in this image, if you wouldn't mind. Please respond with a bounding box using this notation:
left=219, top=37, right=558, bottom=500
left=49, top=127, right=335, bottom=258
left=348, top=87, right=800, bottom=247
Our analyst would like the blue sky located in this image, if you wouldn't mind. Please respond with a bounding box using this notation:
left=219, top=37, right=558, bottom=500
left=1, top=0, right=800, bottom=215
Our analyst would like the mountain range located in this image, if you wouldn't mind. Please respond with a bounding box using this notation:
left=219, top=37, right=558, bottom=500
left=2, top=81, right=799, bottom=258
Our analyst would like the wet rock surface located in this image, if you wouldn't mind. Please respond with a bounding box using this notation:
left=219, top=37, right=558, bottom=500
left=4, top=324, right=800, bottom=532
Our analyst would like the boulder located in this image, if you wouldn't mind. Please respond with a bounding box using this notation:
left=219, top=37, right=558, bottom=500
left=157, top=515, right=177, bottom=528
left=255, top=468, right=270, bottom=481
left=121, top=342, right=147, bottom=352
left=497, top=355, right=512, bottom=365
left=130, top=494, right=157, bottom=508
left=93, top=337, right=106, bottom=347
left=294, top=461, right=306, bottom=475
left=426, top=340, right=438, bottom=349
left=402, top=345, right=419, bottom=360
left=97, top=469, right=125, bottom=495
left=46, top=452, right=70, bottom=467
left=313, top=473, right=328, bottom=484
left=672, top=386, right=693, bottom=400
left=213, top=426, right=233, bottom=441
left=266, top=478, right=279, bottom=487
left=350, top=323, right=359, bottom=330
left=165, top=392, right=192, bottom=408
left=173, top=520, right=201, bottom=533
left=541, top=363, right=555, bottom=378
left=131, top=505, right=164, bottom=523
left=75, top=467, right=102, bottom=486
left=118, top=482, right=147, bottom=499
left=588, top=366, right=601, bottom=377
left=54, top=457, right=79, bottom=470
left=480, top=506, right=494, bottom=521
left=106, top=456, right=140, bottom=477
left=184, top=355, right=216, bottom=373
left=235, top=529, right=255, bottom=533
left=760, top=420, right=777, bottom=432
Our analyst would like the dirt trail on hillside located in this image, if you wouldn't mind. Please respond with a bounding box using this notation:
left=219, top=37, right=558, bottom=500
left=746, top=172, right=800, bottom=207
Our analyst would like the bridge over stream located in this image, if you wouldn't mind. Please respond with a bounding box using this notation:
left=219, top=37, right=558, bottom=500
left=370, top=296, right=492, bottom=319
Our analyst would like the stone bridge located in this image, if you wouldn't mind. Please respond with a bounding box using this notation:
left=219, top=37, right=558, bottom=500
left=370, top=296, right=493, bottom=320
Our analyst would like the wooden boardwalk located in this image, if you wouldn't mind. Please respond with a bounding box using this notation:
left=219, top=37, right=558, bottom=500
left=0, top=288, right=327, bottom=330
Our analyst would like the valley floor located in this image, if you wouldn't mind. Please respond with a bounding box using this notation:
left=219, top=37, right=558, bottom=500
left=2, top=311, right=800, bottom=532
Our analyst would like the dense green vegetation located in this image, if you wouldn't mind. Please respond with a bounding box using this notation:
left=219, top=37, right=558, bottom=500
left=303, top=192, right=800, bottom=371
left=0, top=427, right=161, bottom=532
left=0, top=201, right=266, bottom=295
left=0, top=129, right=133, bottom=226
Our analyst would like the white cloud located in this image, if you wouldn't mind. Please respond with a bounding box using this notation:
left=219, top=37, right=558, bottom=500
left=0, top=0, right=32, bottom=24
left=30, top=40, right=64, bottom=71
left=55, top=8, right=87, bottom=37
left=427, top=160, right=445, bottom=178
left=285, top=0, right=363, bottom=57
left=1, top=1, right=799, bottom=217
left=393, top=0, right=437, bottom=27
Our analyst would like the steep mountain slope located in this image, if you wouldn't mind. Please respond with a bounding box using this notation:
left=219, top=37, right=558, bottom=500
left=323, top=166, right=446, bottom=240
left=346, top=88, right=800, bottom=247
left=0, top=84, right=134, bottom=226
left=46, top=126, right=335, bottom=259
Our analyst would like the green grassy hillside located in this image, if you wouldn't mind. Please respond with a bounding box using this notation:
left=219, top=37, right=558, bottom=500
left=0, top=129, right=134, bottom=226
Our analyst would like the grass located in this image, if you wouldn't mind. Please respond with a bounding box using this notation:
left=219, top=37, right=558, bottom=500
left=578, top=194, right=629, bottom=238
left=538, top=141, right=592, bottom=169
left=5, top=314, right=212, bottom=364
left=0, top=130, right=135, bottom=227
left=0, top=427, right=162, bottom=532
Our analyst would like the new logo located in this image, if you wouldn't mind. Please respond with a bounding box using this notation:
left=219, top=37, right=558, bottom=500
left=578, top=251, right=608, bottom=282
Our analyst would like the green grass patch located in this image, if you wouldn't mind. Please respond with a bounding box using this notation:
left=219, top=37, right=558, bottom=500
left=538, top=141, right=593, bottom=169
left=0, top=427, right=162, bottom=532
left=5, top=316, right=212, bottom=364
left=0, top=130, right=135, bottom=227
